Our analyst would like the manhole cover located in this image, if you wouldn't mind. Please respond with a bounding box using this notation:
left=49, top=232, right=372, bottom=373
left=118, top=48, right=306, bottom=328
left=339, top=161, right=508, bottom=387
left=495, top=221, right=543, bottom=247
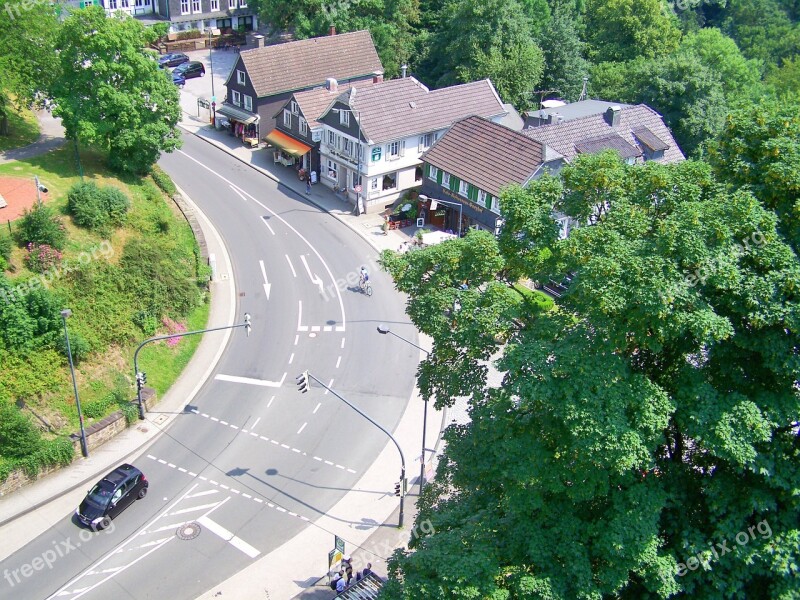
left=176, top=521, right=201, bottom=540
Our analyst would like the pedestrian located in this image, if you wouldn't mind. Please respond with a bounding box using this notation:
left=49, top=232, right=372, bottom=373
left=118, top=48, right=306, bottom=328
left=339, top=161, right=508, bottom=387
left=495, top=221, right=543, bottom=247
left=306, top=179, right=312, bottom=195
left=335, top=572, right=347, bottom=592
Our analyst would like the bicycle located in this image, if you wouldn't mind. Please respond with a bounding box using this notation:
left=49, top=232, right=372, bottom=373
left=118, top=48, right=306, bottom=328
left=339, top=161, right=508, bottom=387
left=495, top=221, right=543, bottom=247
left=359, top=278, right=373, bottom=297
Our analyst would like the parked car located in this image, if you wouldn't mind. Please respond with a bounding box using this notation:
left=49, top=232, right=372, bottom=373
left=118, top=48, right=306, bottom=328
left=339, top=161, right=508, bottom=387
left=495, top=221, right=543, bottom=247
left=173, top=61, right=205, bottom=79
left=158, top=53, right=189, bottom=68
left=76, top=464, right=148, bottom=529
left=172, top=71, right=186, bottom=87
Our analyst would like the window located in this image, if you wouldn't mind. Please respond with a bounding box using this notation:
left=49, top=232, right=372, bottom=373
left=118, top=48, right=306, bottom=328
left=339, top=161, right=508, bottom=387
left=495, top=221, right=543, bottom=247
left=415, top=166, right=423, bottom=182
left=339, top=111, right=350, bottom=126
left=351, top=171, right=361, bottom=190
left=442, top=172, right=450, bottom=187
left=239, top=0, right=247, bottom=6
left=477, top=189, right=487, bottom=207
left=459, top=180, right=469, bottom=197
left=370, top=177, right=379, bottom=191
left=191, top=0, right=199, bottom=11
left=342, top=138, right=353, bottom=157
left=327, top=130, right=336, bottom=146
left=283, top=109, right=291, bottom=128
left=418, top=133, right=433, bottom=151
left=491, top=196, right=500, bottom=213
left=120, top=0, right=129, bottom=8
left=243, top=95, right=252, bottom=111
left=299, top=117, right=307, bottom=136
left=382, top=172, right=397, bottom=191
left=388, top=140, right=405, bottom=160
left=291, top=101, right=299, bottom=115
left=228, top=0, right=236, bottom=8
left=210, top=0, right=218, bottom=9
left=327, top=160, right=338, bottom=182
left=231, top=90, right=241, bottom=106
left=428, top=165, right=439, bottom=181
left=236, top=70, right=245, bottom=85
left=180, top=0, right=188, bottom=13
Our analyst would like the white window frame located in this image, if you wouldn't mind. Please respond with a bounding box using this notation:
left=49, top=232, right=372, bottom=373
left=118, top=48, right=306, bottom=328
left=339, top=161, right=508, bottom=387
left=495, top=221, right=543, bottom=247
left=291, top=101, right=299, bottom=115
left=351, top=171, right=361, bottom=189
left=477, top=189, right=487, bottom=207
left=243, top=95, right=252, bottom=111
left=191, top=0, right=200, bottom=12
left=339, top=111, right=350, bottom=126
left=120, top=0, right=129, bottom=8
left=239, top=0, right=247, bottom=6
left=442, top=172, right=450, bottom=187
left=459, top=180, right=469, bottom=197
left=283, top=110, right=291, bottom=128
left=342, top=137, right=353, bottom=157
left=231, top=90, right=241, bottom=107
left=428, top=165, right=439, bottom=181
left=418, top=133, right=433, bottom=151
left=382, top=171, right=398, bottom=191
left=236, top=70, right=245, bottom=85
left=491, top=196, right=500, bottom=213
left=210, top=0, right=218, bottom=9
left=299, top=117, right=307, bottom=136
left=327, top=129, right=336, bottom=146
left=369, top=177, right=379, bottom=191
left=228, top=0, right=236, bottom=8
left=179, top=0, right=188, bottom=13
left=388, top=140, right=405, bottom=160
left=327, top=160, right=338, bottom=182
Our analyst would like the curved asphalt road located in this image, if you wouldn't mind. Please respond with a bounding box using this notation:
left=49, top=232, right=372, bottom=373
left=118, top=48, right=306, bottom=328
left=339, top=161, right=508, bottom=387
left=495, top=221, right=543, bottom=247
left=0, top=132, right=416, bottom=600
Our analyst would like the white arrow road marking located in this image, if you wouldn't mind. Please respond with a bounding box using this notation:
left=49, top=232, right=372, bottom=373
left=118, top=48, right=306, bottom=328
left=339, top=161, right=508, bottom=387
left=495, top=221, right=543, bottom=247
left=259, top=259, right=271, bottom=300
left=300, top=254, right=324, bottom=294
left=214, top=373, right=287, bottom=387
left=197, top=516, right=261, bottom=558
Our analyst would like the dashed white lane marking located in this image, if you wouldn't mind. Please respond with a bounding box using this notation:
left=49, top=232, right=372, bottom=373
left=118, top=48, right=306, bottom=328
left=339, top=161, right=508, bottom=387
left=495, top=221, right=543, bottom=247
left=341, top=338, right=345, bottom=349
left=252, top=417, right=261, bottom=429
left=288, top=352, right=294, bottom=364
left=263, top=221, right=275, bottom=235
left=285, top=254, right=297, bottom=277
left=324, top=379, right=334, bottom=395
left=267, top=395, right=275, bottom=408
left=298, top=300, right=308, bottom=332
left=294, top=335, right=299, bottom=346
left=215, top=373, right=287, bottom=388
left=313, top=402, right=321, bottom=414
left=184, top=409, right=356, bottom=473
left=144, top=455, right=312, bottom=522
left=335, top=356, right=341, bottom=369
left=323, top=325, right=332, bottom=332
left=297, top=422, right=307, bottom=434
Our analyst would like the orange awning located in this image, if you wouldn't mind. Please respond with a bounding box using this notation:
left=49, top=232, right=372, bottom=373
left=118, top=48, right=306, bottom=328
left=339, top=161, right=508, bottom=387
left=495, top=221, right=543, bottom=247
left=265, top=130, right=312, bottom=157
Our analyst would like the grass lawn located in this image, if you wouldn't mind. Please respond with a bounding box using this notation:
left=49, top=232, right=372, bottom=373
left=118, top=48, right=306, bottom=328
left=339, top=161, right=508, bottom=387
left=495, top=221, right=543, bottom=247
left=513, top=282, right=555, bottom=313
left=0, top=106, right=40, bottom=152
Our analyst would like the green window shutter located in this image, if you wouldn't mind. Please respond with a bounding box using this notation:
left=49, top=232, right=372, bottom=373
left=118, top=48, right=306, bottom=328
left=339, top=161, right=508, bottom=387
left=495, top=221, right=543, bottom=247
left=450, top=176, right=458, bottom=192
left=468, top=185, right=477, bottom=201
left=437, top=169, right=443, bottom=185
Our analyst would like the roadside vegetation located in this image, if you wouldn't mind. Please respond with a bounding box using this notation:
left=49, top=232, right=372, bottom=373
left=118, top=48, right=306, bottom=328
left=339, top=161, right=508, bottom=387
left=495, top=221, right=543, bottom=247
left=0, top=146, right=209, bottom=485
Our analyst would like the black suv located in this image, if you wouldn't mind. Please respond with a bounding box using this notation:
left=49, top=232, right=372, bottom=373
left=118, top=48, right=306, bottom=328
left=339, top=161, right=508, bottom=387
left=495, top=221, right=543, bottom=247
left=173, top=61, right=205, bottom=79
left=76, top=464, right=148, bottom=529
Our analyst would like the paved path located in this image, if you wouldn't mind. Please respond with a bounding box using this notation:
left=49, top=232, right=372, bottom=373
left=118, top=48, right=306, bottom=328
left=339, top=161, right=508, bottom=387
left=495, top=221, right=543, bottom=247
left=0, top=109, right=65, bottom=165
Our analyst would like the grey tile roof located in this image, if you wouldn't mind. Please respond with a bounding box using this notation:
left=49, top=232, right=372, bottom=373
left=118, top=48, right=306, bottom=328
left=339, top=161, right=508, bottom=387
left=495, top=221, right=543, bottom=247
left=525, top=100, right=631, bottom=123
left=290, top=80, right=375, bottom=128
left=238, top=31, right=383, bottom=99
left=335, top=77, right=507, bottom=144
left=574, top=133, right=641, bottom=159
left=421, top=116, right=546, bottom=198
left=522, top=104, right=684, bottom=164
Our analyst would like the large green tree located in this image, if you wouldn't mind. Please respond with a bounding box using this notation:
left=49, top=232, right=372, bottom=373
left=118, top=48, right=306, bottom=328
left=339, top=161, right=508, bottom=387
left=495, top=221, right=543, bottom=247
left=51, top=8, right=181, bottom=174
left=536, top=3, right=588, bottom=101
left=380, top=153, right=800, bottom=598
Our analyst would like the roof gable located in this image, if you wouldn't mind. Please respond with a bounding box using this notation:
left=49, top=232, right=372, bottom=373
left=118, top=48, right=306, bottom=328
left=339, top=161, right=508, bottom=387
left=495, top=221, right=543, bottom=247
left=421, top=116, right=546, bottom=198
left=237, top=31, right=383, bottom=98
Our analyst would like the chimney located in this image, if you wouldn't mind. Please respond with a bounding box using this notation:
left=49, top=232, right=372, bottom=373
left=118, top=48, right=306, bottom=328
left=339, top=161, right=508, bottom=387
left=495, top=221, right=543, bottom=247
left=605, top=106, right=621, bottom=127
left=329, top=25, right=336, bottom=36
left=401, top=64, right=407, bottom=78
left=254, top=34, right=264, bottom=48
left=326, top=77, right=338, bottom=93
left=548, top=113, right=561, bottom=124
left=372, top=71, right=383, bottom=84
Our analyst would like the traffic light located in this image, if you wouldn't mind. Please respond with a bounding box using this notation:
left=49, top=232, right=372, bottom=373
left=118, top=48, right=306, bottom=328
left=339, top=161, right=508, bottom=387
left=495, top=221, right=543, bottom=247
left=394, top=481, right=402, bottom=497
left=136, top=372, right=147, bottom=391
left=296, top=371, right=309, bottom=393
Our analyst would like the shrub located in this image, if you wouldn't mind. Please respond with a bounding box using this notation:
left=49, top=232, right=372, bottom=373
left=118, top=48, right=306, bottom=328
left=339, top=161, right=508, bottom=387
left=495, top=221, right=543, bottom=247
left=67, top=182, right=130, bottom=230
left=16, top=437, right=74, bottom=479
left=61, top=328, right=91, bottom=364
left=24, top=243, right=62, bottom=273
left=0, top=402, right=41, bottom=459
left=0, top=233, right=12, bottom=262
left=15, top=204, right=67, bottom=250
left=151, top=165, right=177, bottom=196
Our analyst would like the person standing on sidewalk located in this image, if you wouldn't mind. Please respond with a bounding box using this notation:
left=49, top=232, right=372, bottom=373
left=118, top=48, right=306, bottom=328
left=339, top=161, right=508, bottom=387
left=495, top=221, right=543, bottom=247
left=306, top=179, right=312, bottom=195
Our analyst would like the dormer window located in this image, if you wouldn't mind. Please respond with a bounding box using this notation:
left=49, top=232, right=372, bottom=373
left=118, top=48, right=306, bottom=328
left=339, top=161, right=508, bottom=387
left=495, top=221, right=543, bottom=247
left=291, top=101, right=299, bottom=115
left=236, top=70, right=245, bottom=85
left=339, top=111, right=350, bottom=126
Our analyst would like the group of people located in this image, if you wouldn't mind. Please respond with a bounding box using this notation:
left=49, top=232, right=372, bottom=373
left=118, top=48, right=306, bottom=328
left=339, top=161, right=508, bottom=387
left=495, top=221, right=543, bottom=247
left=330, top=555, right=378, bottom=593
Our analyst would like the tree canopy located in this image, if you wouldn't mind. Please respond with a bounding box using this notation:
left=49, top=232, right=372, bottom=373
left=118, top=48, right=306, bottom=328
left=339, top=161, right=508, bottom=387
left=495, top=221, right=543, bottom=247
left=380, top=150, right=800, bottom=598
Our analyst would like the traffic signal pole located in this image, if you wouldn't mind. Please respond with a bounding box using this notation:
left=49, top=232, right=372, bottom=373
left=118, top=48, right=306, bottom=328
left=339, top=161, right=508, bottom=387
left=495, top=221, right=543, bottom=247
left=296, top=370, right=406, bottom=528
left=133, top=314, right=251, bottom=420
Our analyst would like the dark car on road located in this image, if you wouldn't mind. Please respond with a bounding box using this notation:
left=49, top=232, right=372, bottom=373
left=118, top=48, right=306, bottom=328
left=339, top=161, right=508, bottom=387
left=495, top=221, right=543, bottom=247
left=158, top=52, right=189, bottom=68
left=173, top=61, right=205, bottom=79
left=76, top=464, right=148, bottom=529
left=172, top=71, right=186, bottom=87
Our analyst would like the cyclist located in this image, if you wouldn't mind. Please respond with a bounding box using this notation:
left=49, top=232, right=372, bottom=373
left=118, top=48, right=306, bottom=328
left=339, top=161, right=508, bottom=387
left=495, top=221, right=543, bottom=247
left=359, top=266, right=369, bottom=287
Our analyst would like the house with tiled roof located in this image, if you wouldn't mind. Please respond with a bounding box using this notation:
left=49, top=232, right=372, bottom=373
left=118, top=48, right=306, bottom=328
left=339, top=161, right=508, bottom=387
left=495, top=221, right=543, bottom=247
left=316, top=76, right=507, bottom=212
left=217, top=29, right=383, bottom=144
left=522, top=104, right=685, bottom=165
left=419, top=116, right=559, bottom=235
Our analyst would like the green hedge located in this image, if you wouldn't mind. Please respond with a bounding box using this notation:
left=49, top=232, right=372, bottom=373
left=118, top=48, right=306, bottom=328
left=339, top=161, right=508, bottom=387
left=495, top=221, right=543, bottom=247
left=151, top=165, right=177, bottom=196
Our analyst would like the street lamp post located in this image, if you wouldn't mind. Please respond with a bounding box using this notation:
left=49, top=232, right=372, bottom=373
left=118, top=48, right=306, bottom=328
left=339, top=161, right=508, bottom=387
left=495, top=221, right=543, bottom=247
left=61, top=309, right=88, bottom=458
left=332, top=108, right=362, bottom=216
left=377, top=324, right=432, bottom=491
left=296, top=370, right=406, bottom=527
left=418, top=194, right=463, bottom=238
left=133, top=314, right=251, bottom=420
left=209, top=28, right=216, bottom=125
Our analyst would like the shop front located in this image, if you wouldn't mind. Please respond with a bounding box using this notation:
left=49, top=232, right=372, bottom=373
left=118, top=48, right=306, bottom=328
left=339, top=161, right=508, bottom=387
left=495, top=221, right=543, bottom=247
left=216, top=103, right=260, bottom=148
left=420, top=185, right=501, bottom=236
left=264, top=130, right=314, bottom=180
